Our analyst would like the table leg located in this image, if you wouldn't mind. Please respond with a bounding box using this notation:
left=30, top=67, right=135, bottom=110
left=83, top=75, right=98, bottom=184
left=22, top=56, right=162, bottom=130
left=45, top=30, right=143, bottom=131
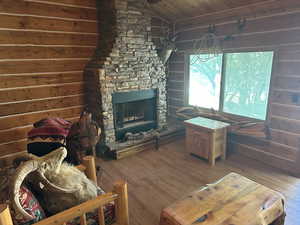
left=209, top=133, right=215, bottom=166
left=221, top=128, right=227, bottom=160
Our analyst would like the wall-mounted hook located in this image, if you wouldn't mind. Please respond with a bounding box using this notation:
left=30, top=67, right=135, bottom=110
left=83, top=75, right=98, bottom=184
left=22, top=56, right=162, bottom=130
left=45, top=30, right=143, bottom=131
left=208, top=24, right=216, bottom=34
left=237, top=18, right=247, bottom=31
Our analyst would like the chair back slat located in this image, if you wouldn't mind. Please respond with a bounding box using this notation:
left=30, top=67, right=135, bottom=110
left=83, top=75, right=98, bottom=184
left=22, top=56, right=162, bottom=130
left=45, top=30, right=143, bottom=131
left=80, top=213, right=87, bottom=225
left=113, top=181, right=129, bottom=225
left=82, top=156, right=97, bottom=185
left=97, top=206, right=105, bottom=225
left=0, top=205, right=13, bottom=225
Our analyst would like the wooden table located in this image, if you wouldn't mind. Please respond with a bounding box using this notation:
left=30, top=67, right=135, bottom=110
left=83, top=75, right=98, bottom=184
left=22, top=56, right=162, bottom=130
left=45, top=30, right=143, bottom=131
left=159, top=173, right=285, bottom=225
left=184, top=117, right=230, bottom=166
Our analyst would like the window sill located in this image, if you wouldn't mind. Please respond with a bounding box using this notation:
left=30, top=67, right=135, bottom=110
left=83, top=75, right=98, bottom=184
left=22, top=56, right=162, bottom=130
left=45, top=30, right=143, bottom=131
left=184, top=105, right=264, bottom=123
left=176, top=105, right=269, bottom=139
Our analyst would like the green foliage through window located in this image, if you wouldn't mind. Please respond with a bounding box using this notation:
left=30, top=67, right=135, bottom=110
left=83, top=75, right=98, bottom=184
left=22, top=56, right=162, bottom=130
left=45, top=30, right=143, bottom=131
left=189, top=52, right=274, bottom=120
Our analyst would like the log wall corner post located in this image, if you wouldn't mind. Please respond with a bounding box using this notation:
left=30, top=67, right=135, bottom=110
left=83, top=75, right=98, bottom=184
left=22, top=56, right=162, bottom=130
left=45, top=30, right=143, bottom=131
left=113, top=181, right=129, bottom=225
left=0, top=204, right=14, bottom=225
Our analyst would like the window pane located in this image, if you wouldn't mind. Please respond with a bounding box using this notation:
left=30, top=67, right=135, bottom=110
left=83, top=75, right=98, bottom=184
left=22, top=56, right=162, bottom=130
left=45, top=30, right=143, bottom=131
left=189, top=54, right=223, bottom=110
left=223, top=52, right=274, bottom=120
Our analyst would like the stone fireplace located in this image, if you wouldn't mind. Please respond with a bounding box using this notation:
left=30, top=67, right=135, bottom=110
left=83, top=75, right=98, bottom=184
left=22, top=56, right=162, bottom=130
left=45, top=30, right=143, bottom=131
left=85, top=0, right=167, bottom=149
left=113, top=89, right=158, bottom=141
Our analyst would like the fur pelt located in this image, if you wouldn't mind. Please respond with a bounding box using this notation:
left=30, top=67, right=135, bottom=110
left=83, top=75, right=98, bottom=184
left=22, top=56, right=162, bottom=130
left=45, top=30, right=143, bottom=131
left=37, top=162, right=98, bottom=214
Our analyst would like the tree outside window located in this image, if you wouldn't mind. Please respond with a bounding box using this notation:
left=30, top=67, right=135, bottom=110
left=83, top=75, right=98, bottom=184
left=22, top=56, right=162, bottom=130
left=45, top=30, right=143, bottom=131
left=189, top=51, right=274, bottom=120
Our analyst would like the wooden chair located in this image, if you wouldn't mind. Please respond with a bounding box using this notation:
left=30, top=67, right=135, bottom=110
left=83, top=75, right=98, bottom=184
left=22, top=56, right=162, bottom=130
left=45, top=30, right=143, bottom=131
left=0, top=156, right=129, bottom=225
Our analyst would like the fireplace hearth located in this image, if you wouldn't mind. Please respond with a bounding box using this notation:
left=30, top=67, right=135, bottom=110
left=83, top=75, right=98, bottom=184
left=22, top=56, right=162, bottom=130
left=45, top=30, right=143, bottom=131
left=113, top=89, right=157, bottom=141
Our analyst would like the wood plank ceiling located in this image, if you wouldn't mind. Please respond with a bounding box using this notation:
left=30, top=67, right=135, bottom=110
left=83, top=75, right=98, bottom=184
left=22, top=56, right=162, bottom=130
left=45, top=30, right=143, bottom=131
left=147, top=0, right=289, bottom=23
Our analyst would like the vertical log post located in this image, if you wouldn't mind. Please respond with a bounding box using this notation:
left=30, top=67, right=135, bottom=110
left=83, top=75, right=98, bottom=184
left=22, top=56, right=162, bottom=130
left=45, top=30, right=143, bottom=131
left=0, top=204, right=14, bottom=225
left=82, top=156, right=97, bottom=185
left=113, top=181, right=129, bottom=225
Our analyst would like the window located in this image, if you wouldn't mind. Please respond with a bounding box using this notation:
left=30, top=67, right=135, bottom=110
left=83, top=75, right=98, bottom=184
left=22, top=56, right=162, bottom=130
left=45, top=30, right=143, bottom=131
left=189, top=51, right=274, bottom=120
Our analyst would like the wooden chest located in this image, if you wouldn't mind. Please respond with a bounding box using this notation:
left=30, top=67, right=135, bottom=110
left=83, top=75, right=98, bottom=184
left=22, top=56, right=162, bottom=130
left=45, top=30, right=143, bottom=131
left=184, top=117, right=230, bottom=166
left=159, top=173, right=285, bottom=225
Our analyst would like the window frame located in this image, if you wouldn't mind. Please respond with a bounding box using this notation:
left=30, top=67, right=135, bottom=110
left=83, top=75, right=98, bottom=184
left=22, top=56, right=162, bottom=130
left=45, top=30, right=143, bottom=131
left=184, top=50, right=277, bottom=122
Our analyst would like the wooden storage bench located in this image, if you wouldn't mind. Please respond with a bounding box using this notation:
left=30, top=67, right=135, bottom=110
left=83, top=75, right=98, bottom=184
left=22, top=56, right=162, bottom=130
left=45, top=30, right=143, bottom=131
left=184, top=117, right=230, bottom=166
left=159, top=173, right=285, bottom=225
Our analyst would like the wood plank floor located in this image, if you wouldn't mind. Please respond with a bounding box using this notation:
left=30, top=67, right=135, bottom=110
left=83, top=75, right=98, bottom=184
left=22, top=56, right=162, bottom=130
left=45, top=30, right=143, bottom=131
left=97, top=138, right=300, bottom=225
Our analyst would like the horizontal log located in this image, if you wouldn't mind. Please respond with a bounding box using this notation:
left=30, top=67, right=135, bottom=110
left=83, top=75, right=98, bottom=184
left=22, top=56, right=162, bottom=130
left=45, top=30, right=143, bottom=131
left=0, top=14, right=97, bottom=33
left=279, top=49, right=300, bottom=60
left=169, top=52, right=185, bottom=62
left=271, top=103, right=300, bottom=121
left=0, top=151, right=28, bottom=168
left=0, top=30, right=97, bottom=46
left=270, top=128, right=300, bottom=149
left=278, top=61, right=300, bottom=76
left=168, top=107, right=179, bottom=116
left=0, top=71, right=83, bottom=89
left=168, top=103, right=184, bottom=110
left=0, top=0, right=97, bottom=20
left=229, top=133, right=297, bottom=161
left=167, top=80, right=184, bottom=89
left=273, top=76, right=300, bottom=90
left=0, top=139, right=27, bottom=157
left=0, top=82, right=84, bottom=103
left=0, top=95, right=84, bottom=116
left=271, top=116, right=300, bottom=134
left=0, top=114, right=80, bottom=143
left=169, top=62, right=184, bottom=72
left=176, top=0, right=300, bottom=31
left=230, top=141, right=295, bottom=174
left=0, top=126, right=32, bottom=144
left=168, top=72, right=185, bottom=81
left=176, top=28, right=300, bottom=51
left=278, top=43, right=300, bottom=52
left=151, top=17, right=170, bottom=27
left=0, top=105, right=83, bottom=130
left=0, top=117, right=79, bottom=157
left=31, top=0, right=97, bottom=8
left=151, top=27, right=165, bottom=38
left=271, top=89, right=300, bottom=106
left=0, top=59, right=89, bottom=74
left=177, top=10, right=300, bottom=42
left=168, top=98, right=184, bottom=107
left=0, top=46, right=94, bottom=60
left=168, top=90, right=184, bottom=99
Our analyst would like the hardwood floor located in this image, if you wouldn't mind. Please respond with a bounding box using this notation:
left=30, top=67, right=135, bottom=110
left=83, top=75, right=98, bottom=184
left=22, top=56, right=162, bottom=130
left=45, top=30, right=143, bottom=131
left=97, top=138, right=300, bottom=225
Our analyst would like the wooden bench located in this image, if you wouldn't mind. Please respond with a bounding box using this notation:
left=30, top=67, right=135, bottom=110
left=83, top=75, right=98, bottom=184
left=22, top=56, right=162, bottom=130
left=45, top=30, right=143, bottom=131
left=184, top=117, right=230, bottom=166
left=159, top=173, right=285, bottom=225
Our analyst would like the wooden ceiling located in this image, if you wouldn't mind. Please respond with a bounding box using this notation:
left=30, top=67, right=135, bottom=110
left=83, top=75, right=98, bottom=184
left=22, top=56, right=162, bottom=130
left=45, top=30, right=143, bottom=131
left=147, top=0, right=292, bottom=23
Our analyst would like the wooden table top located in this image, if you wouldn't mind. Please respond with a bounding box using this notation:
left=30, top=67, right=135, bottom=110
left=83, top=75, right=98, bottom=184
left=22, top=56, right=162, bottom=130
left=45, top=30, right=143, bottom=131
left=161, top=172, right=285, bottom=225
left=184, top=117, right=230, bottom=131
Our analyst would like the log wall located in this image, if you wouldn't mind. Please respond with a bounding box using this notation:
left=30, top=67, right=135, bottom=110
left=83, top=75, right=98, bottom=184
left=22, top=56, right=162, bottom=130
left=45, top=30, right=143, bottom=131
left=0, top=0, right=98, bottom=158
left=151, top=17, right=171, bottom=49
left=168, top=8, right=300, bottom=173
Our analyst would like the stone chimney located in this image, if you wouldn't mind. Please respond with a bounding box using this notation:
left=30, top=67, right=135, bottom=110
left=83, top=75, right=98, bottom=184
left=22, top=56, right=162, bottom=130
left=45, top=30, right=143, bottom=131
left=85, top=0, right=167, bottom=148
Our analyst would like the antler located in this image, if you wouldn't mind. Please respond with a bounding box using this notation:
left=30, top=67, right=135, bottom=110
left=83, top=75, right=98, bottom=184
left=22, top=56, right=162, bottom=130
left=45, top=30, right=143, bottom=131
left=10, top=147, right=78, bottom=220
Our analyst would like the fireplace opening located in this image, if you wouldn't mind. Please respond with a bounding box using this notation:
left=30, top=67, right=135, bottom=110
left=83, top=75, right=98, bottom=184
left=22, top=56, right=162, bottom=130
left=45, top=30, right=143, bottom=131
left=112, top=89, right=157, bottom=141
